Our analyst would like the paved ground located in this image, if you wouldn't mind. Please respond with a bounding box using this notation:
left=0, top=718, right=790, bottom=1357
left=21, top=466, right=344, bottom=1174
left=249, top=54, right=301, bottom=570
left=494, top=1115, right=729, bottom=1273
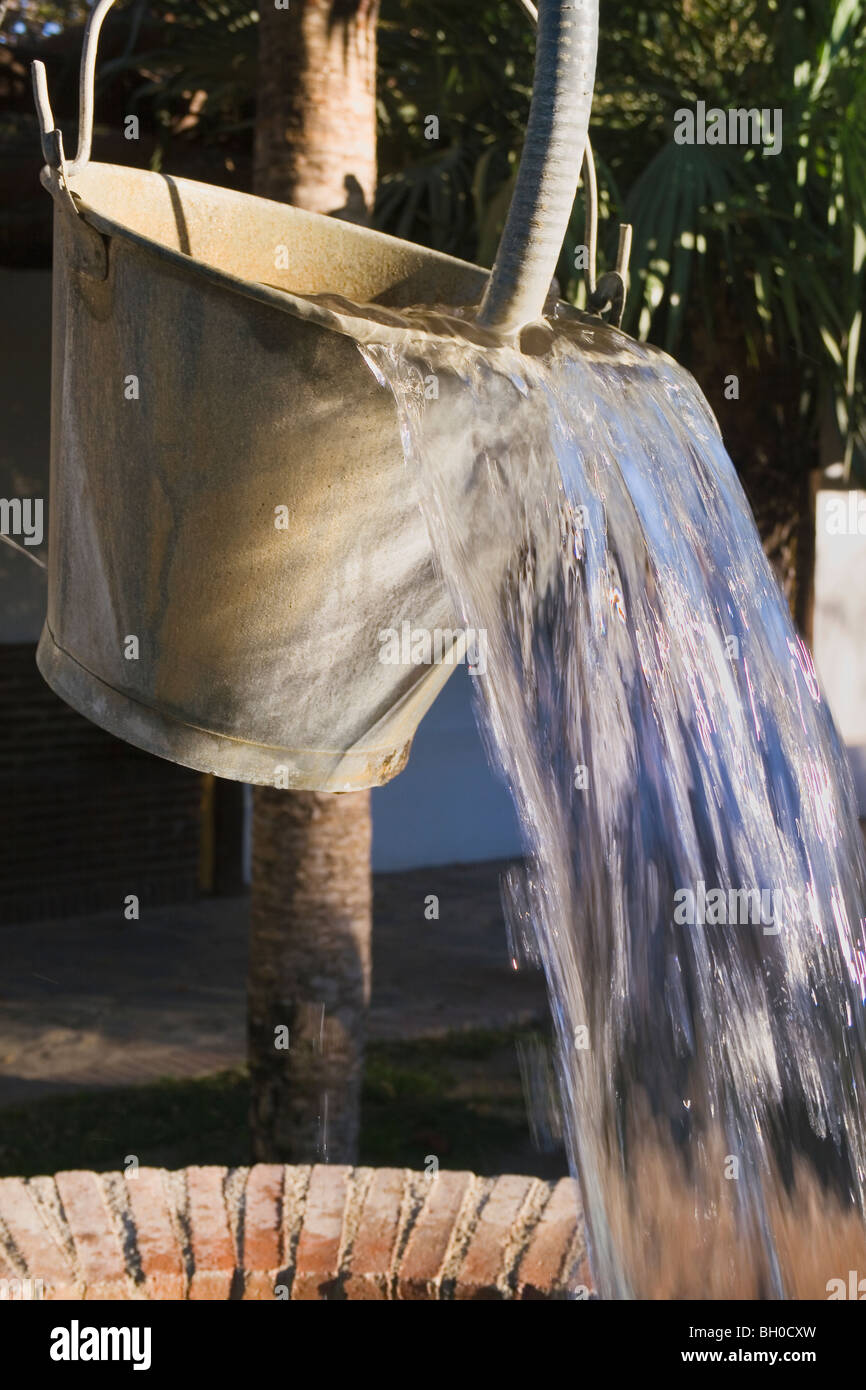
left=0, top=860, right=549, bottom=1107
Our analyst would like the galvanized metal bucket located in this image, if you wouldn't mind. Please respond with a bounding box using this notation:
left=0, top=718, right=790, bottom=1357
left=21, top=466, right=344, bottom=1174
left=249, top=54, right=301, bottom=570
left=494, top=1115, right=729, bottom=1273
left=31, top=7, right=499, bottom=792
left=32, top=0, right=608, bottom=791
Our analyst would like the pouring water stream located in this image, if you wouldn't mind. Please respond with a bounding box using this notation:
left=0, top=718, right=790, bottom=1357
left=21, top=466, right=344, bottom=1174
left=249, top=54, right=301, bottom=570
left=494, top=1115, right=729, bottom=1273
left=360, top=304, right=866, bottom=1299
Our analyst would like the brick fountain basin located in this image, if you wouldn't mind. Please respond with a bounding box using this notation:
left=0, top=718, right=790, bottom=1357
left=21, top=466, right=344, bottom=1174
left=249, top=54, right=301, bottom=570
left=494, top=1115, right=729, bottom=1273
left=0, top=1165, right=591, bottom=1300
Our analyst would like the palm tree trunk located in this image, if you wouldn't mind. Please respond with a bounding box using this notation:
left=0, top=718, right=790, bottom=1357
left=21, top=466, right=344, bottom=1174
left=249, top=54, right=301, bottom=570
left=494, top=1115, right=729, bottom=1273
left=249, top=787, right=372, bottom=1162
left=249, top=0, right=380, bottom=1164
left=254, top=0, right=380, bottom=222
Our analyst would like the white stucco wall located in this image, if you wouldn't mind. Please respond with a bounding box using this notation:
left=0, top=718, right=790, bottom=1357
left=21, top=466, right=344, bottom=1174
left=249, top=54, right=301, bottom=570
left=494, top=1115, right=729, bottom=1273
left=812, top=489, right=866, bottom=813
left=371, top=664, right=522, bottom=870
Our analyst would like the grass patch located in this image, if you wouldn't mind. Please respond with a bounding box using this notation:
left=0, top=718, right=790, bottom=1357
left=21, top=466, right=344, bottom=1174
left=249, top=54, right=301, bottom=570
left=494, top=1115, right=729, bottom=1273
left=0, top=1069, right=252, bottom=1178
left=0, top=1028, right=566, bottom=1180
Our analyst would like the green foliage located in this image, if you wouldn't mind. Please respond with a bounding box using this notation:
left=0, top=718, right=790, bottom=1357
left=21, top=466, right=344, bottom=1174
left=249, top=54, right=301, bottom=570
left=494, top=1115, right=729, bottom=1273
left=375, top=0, right=535, bottom=260
left=101, top=2, right=259, bottom=161
left=594, top=0, right=866, bottom=480
left=377, top=0, right=865, bottom=479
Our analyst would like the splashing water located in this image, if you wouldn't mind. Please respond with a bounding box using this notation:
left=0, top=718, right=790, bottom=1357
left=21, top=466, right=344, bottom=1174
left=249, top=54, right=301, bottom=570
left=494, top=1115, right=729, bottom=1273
left=361, top=304, right=866, bottom=1299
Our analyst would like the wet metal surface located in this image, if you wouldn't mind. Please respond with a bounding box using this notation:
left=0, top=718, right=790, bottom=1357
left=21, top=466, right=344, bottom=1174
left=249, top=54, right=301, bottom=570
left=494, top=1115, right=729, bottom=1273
left=40, top=166, right=491, bottom=789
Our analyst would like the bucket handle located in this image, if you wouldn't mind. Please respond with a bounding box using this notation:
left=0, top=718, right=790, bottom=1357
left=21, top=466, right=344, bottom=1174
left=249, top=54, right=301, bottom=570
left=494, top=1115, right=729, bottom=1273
left=32, top=0, right=631, bottom=325
left=32, top=0, right=117, bottom=186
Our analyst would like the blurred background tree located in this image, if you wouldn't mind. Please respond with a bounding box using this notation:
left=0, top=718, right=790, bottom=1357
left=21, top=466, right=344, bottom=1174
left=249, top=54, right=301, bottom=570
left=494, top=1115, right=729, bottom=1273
left=248, top=0, right=380, bottom=1169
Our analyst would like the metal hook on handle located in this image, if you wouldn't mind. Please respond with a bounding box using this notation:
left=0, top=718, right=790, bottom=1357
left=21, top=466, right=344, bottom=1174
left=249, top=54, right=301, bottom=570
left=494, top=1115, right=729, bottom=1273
left=32, top=58, right=61, bottom=168
left=32, top=26, right=112, bottom=278
left=587, top=223, right=632, bottom=328
left=32, top=58, right=78, bottom=218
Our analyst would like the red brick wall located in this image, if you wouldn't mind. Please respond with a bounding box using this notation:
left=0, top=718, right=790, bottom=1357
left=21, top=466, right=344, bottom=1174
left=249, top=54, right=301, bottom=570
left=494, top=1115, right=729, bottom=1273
left=0, top=1164, right=592, bottom=1300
